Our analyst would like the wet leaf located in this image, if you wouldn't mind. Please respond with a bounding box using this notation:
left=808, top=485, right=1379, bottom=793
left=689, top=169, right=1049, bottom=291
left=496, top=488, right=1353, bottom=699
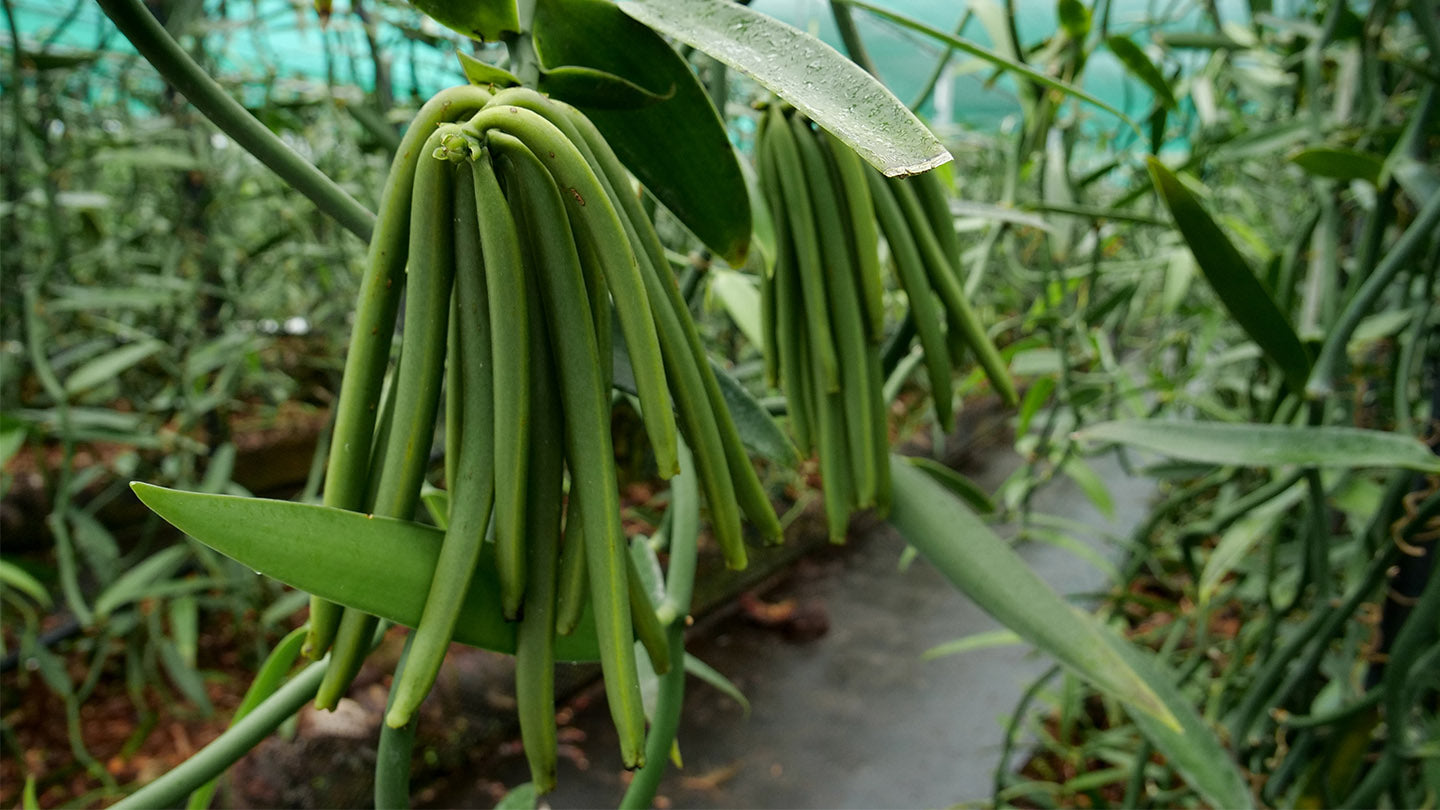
left=618, top=0, right=951, bottom=176
left=1076, top=420, right=1440, bottom=473
left=130, top=484, right=602, bottom=661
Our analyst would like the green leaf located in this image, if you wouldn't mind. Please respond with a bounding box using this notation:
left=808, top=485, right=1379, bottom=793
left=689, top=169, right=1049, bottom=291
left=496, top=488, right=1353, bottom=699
left=494, top=782, right=538, bottom=810
left=0, top=413, right=25, bottom=469
left=1289, top=146, right=1384, bottom=185
left=1106, top=36, right=1177, bottom=110
left=841, top=0, right=1141, bottom=134
left=1076, top=420, right=1440, bottom=473
left=1102, top=634, right=1255, bottom=809
left=1059, top=456, right=1115, bottom=520
left=617, top=0, right=951, bottom=176
left=406, top=0, right=518, bottom=41
left=1147, top=158, right=1311, bottom=392
left=129, top=484, right=602, bottom=661
left=1057, top=0, right=1091, bottom=39
left=158, top=636, right=214, bottom=715
left=902, top=456, right=996, bottom=514
left=455, top=51, right=520, bottom=88
left=187, top=626, right=307, bottom=810
left=0, top=559, right=52, bottom=608
left=92, top=544, right=191, bottom=620
left=921, top=628, right=1022, bottom=660
left=538, top=66, right=673, bottom=109
left=169, top=594, right=199, bottom=667
left=1197, top=481, right=1304, bottom=605
left=533, top=0, right=751, bottom=265
left=707, top=268, right=764, bottom=350
left=709, top=358, right=801, bottom=467
left=885, top=455, right=1178, bottom=729
left=683, top=653, right=750, bottom=716
left=63, top=341, right=163, bottom=396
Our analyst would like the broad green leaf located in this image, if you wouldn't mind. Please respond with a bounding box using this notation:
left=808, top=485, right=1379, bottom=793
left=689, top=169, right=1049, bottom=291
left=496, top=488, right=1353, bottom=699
left=538, top=66, right=672, bottom=109
left=885, top=456, right=1178, bottom=729
left=1106, top=36, right=1178, bottom=110
left=684, top=653, right=750, bottom=716
left=922, top=628, right=1022, bottom=660
left=707, top=268, right=764, bottom=350
left=1102, top=633, right=1255, bottom=809
left=1076, top=420, right=1440, bottom=473
left=93, top=544, right=191, bottom=620
left=456, top=51, right=520, bottom=88
left=1198, top=481, right=1304, bottom=605
left=902, top=456, right=996, bottom=514
left=63, top=341, right=163, bottom=396
left=617, top=0, right=951, bottom=176
left=841, top=0, right=1141, bottom=134
left=533, top=0, right=751, bottom=265
left=0, top=559, right=51, bottom=608
left=130, top=484, right=602, bottom=661
left=1289, top=146, right=1383, bottom=185
left=406, top=0, right=518, bottom=41
left=1147, top=159, right=1312, bottom=392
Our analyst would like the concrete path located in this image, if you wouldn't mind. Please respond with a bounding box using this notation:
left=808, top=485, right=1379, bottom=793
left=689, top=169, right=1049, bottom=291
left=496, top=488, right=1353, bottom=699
left=460, top=448, right=1156, bottom=809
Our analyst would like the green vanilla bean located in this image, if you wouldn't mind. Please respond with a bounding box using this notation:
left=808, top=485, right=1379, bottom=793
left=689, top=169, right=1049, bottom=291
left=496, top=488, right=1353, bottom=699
left=306, top=84, right=492, bottom=660
left=316, top=129, right=457, bottom=709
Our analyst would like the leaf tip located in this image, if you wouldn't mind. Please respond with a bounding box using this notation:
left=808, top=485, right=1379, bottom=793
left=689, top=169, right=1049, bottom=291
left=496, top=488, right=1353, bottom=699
left=882, top=149, right=954, bottom=178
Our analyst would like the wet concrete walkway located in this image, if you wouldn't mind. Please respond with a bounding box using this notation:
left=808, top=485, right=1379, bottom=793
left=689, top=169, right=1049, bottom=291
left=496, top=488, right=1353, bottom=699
left=463, top=448, right=1156, bottom=809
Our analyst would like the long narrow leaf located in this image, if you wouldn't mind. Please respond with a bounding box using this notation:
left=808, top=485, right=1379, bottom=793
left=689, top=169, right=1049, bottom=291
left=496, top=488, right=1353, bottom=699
left=1076, top=420, right=1440, bottom=473
left=130, top=483, right=602, bottom=661
left=617, top=0, right=950, bottom=176
left=885, top=456, right=1177, bottom=728
left=1147, top=158, right=1311, bottom=392
left=843, top=0, right=1142, bottom=133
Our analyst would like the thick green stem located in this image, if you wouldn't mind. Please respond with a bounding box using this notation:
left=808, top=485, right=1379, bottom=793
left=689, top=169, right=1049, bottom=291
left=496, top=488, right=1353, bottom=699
left=1306, top=188, right=1440, bottom=397
left=111, top=660, right=328, bottom=810
left=93, top=0, right=376, bottom=241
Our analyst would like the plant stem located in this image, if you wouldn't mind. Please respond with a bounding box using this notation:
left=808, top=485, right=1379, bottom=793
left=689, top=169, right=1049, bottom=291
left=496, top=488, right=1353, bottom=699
left=828, top=0, right=881, bottom=80
left=93, top=0, right=376, bottom=242
left=618, top=622, right=686, bottom=810
left=1307, top=188, right=1440, bottom=397
left=110, top=659, right=328, bottom=810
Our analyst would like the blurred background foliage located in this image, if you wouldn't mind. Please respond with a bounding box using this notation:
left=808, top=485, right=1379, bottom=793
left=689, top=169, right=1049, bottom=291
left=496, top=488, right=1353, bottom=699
left=2, top=0, right=1437, bottom=807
